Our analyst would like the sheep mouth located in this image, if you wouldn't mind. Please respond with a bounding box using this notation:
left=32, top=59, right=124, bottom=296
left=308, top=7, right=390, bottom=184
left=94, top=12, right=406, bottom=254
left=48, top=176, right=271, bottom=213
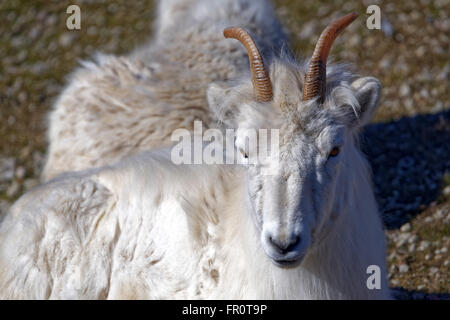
left=271, top=255, right=305, bottom=269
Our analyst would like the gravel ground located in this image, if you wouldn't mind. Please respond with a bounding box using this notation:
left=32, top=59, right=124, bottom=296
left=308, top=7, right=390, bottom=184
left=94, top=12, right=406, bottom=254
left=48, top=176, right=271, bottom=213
left=0, top=0, right=449, bottom=299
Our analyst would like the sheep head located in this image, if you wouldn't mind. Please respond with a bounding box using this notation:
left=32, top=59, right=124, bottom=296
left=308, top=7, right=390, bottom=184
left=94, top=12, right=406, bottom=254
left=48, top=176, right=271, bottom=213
left=208, top=14, right=381, bottom=267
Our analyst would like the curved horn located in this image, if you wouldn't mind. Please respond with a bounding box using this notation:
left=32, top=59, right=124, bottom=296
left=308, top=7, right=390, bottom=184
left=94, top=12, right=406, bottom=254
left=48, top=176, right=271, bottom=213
left=303, top=13, right=359, bottom=103
left=224, top=27, right=272, bottom=102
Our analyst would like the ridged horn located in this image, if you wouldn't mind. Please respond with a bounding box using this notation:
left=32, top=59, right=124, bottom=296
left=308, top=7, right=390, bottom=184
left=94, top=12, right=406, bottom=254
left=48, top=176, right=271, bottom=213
left=224, top=27, right=272, bottom=102
left=303, top=13, right=359, bottom=103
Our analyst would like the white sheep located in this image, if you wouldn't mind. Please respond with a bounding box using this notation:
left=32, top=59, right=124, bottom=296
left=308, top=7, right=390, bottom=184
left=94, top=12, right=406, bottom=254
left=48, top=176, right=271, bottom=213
left=0, top=8, right=391, bottom=299
left=42, top=0, right=286, bottom=180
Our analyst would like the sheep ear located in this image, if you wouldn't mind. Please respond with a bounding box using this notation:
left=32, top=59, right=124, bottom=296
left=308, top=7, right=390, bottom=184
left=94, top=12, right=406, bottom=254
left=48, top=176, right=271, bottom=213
left=350, top=77, right=381, bottom=128
left=207, top=83, right=239, bottom=127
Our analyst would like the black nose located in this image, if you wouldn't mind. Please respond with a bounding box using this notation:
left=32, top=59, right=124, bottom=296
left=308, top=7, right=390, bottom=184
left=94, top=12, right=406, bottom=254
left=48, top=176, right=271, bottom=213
left=269, top=235, right=301, bottom=254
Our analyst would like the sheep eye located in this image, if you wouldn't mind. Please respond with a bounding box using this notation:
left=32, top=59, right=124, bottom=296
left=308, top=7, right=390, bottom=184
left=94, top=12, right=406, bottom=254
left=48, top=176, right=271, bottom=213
left=240, top=149, right=248, bottom=159
left=329, top=146, right=340, bottom=158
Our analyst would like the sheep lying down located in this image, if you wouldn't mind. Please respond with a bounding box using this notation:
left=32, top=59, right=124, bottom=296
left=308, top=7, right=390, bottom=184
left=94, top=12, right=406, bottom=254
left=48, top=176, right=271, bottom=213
left=0, top=10, right=391, bottom=300
left=0, top=145, right=390, bottom=300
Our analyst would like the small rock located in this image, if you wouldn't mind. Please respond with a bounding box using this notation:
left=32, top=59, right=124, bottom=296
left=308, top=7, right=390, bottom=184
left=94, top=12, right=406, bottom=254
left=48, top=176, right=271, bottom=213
left=18, top=91, right=28, bottom=103
left=0, top=158, right=16, bottom=182
left=432, top=101, right=443, bottom=112
left=408, top=234, right=418, bottom=244
left=404, top=98, right=414, bottom=111
left=388, top=252, right=396, bottom=261
left=15, top=166, right=26, bottom=180
left=429, top=267, right=439, bottom=274
left=415, top=46, right=426, bottom=58
left=399, top=264, right=409, bottom=273
left=381, top=18, right=394, bottom=38
left=348, top=34, right=361, bottom=47
left=298, top=21, right=316, bottom=40
left=87, top=26, right=98, bottom=36
left=419, top=88, right=429, bottom=99
left=417, top=284, right=426, bottom=291
left=425, top=254, right=431, bottom=260
left=31, top=62, right=47, bottom=75
left=45, top=14, right=57, bottom=26
left=29, top=27, right=41, bottom=40
left=399, top=84, right=411, bottom=97
left=444, top=186, right=450, bottom=197
left=59, top=33, right=75, bottom=47
left=396, top=233, right=410, bottom=247
left=8, top=116, right=16, bottom=126
left=379, top=58, right=391, bottom=70
left=434, top=210, right=444, bottom=219
left=16, top=50, right=27, bottom=63
left=389, top=264, right=397, bottom=273
left=418, top=240, right=430, bottom=251
left=400, top=223, right=411, bottom=232
left=6, top=180, right=20, bottom=197
left=444, top=260, right=450, bottom=267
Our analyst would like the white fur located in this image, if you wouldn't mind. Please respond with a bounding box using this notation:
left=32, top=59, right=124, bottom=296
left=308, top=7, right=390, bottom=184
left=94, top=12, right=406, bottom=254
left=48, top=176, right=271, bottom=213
left=0, top=65, right=391, bottom=299
left=0, top=0, right=391, bottom=299
left=42, top=0, right=285, bottom=180
left=0, top=142, right=390, bottom=299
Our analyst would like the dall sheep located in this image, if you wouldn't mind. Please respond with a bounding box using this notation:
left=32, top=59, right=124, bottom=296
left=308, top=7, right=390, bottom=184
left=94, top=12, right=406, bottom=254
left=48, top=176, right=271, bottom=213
left=0, top=1, right=391, bottom=299
left=42, top=0, right=286, bottom=180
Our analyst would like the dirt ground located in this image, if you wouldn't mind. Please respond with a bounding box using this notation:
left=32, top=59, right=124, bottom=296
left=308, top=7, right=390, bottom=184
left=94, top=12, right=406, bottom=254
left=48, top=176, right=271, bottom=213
left=0, top=0, right=448, bottom=298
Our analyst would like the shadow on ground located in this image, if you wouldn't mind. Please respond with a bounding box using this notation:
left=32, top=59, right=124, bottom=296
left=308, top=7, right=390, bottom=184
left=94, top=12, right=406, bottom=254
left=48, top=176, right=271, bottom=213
left=361, top=110, right=450, bottom=230
left=391, top=287, right=450, bottom=300
left=363, top=111, right=450, bottom=300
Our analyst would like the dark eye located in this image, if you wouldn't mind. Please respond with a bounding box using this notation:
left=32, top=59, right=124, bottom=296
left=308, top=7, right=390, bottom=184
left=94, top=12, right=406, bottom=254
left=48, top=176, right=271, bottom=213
left=329, top=146, right=340, bottom=158
left=240, top=149, right=248, bottom=159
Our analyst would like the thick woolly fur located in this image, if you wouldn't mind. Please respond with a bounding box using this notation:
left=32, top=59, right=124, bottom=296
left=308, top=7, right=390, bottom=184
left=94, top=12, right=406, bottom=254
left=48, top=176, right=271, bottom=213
left=42, top=0, right=286, bottom=180
left=0, top=142, right=390, bottom=299
left=0, top=0, right=392, bottom=299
